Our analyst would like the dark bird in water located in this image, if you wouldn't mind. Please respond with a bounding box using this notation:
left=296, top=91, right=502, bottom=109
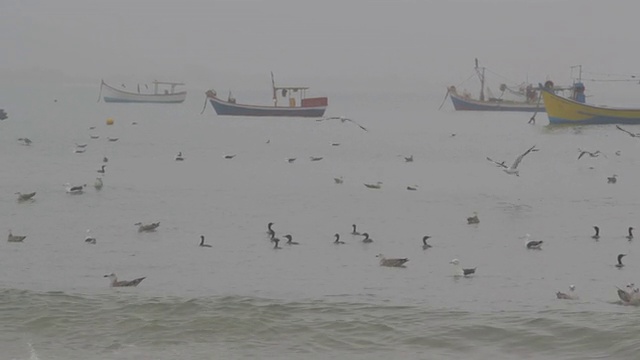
left=616, top=125, right=640, bottom=138
left=286, top=158, right=296, bottom=163
left=310, top=156, right=323, bottom=161
left=224, top=154, right=236, bottom=159
left=272, top=237, right=282, bottom=249
left=364, top=182, right=383, bottom=189
left=592, top=226, right=600, bottom=240
left=404, top=155, right=413, bottom=162
left=97, top=165, right=106, bottom=174
left=103, top=156, right=109, bottom=163
left=333, top=233, right=345, bottom=244
left=135, top=222, right=160, bottom=232
left=627, top=227, right=634, bottom=241
left=283, top=234, right=299, bottom=245
left=406, top=185, right=418, bottom=191
left=361, top=232, right=373, bottom=243
left=316, top=116, right=368, bottom=132
left=104, top=273, right=146, bottom=287
left=616, top=254, right=626, bottom=268
left=578, top=149, right=602, bottom=160
left=422, top=236, right=432, bottom=250
left=175, top=152, right=184, bottom=161
left=351, top=224, right=361, bottom=236
left=467, top=212, right=479, bottom=224
left=334, top=177, right=344, bottom=184
left=608, top=174, right=618, bottom=184
left=267, top=222, right=275, bottom=239
left=199, top=235, right=212, bottom=247
left=524, top=235, right=543, bottom=249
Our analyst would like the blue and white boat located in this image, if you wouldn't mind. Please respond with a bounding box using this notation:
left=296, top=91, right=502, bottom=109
left=99, top=80, right=186, bottom=103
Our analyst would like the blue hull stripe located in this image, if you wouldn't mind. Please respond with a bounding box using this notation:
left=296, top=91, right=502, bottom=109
left=208, top=98, right=326, bottom=118
left=450, top=94, right=543, bottom=112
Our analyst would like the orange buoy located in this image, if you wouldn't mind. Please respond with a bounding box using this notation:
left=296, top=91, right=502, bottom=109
left=106, top=118, right=114, bottom=125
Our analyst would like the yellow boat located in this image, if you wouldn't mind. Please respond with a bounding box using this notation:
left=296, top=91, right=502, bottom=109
left=541, top=82, right=640, bottom=125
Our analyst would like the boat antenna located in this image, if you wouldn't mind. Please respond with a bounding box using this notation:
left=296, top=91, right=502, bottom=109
left=97, top=79, right=104, bottom=103
left=475, top=58, right=485, bottom=101
left=271, top=71, right=277, bottom=106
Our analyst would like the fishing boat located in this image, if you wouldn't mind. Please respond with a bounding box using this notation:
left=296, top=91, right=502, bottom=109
left=541, top=81, right=640, bottom=125
left=98, top=80, right=186, bottom=103
left=204, top=73, right=328, bottom=117
left=447, top=59, right=545, bottom=112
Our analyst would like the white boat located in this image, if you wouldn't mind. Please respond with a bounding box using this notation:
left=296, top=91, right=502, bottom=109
left=98, top=80, right=186, bottom=103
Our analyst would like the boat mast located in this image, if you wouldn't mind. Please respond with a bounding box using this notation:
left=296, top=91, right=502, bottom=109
left=271, top=72, right=277, bottom=107
left=475, top=58, right=485, bottom=101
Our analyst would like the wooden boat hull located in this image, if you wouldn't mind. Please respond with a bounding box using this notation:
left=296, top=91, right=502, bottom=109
left=101, top=81, right=186, bottom=103
left=450, top=92, right=543, bottom=112
left=206, top=93, right=327, bottom=118
left=542, top=89, right=640, bottom=125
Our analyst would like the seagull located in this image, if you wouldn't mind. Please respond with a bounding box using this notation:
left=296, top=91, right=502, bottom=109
left=272, top=237, right=282, bottom=249
left=104, top=273, right=146, bottom=287
left=616, top=125, right=640, bottom=138
left=351, top=224, right=361, bottom=236
left=18, top=138, right=32, bottom=145
left=316, top=116, right=368, bottom=131
left=135, top=222, right=160, bottom=232
left=283, top=234, right=299, bottom=245
left=377, top=254, right=409, bottom=267
left=615, top=254, right=626, bottom=268
left=310, top=156, right=323, bottom=161
left=334, top=177, right=344, bottom=184
left=107, top=137, right=119, bottom=142
left=65, top=184, right=86, bottom=194
left=406, top=185, right=418, bottom=191
left=578, top=149, right=601, bottom=160
left=617, top=283, right=640, bottom=304
left=175, top=152, right=184, bottom=161
left=85, top=229, right=96, bottom=244
left=467, top=212, right=479, bottom=224
left=361, top=233, right=373, bottom=243
left=627, top=227, right=634, bottom=241
left=487, top=145, right=538, bottom=176
left=224, top=154, right=236, bottom=159
left=286, top=158, right=296, bottom=163
left=556, top=285, right=578, bottom=300
left=94, top=177, right=103, bottom=190
left=7, top=230, right=26, bottom=242
left=364, top=182, right=383, bottom=189
left=15, top=192, right=36, bottom=202
left=333, top=233, right=345, bottom=244
left=607, top=174, right=617, bottom=183
left=97, top=165, right=106, bottom=174
left=74, top=147, right=86, bottom=154
left=75, top=143, right=88, bottom=148
left=422, top=236, right=432, bottom=250
left=199, top=235, right=212, bottom=247
left=592, top=225, right=600, bottom=240
left=90, top=135, right=100, bottom=139
left=450, top=259, right=476, bottom=277
left=267, top=222, right=275, bottom=239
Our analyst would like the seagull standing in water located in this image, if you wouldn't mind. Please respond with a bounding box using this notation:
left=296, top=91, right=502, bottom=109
left=523, top=234, right=543, bottom=249
left=486, top=145, right=538, bottom=176
left=316, top=116, right=368, bottom=131
left=7, top=230, right=26, bottom=242
left=94, top=177, right=103, bottom=190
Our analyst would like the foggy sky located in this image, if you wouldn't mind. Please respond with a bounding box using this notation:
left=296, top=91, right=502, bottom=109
left=2, top=0, right=639, bottom=99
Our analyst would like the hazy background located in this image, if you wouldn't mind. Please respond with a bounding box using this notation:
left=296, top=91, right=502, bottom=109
left=2, top=0, right=640, bottom=104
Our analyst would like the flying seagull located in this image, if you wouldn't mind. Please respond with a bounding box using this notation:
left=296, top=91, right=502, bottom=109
left=316, top=116, right=368, bottom=132
left=487, top=145, right=538, bottom=176
left=616, top=125, right=640, bottom=138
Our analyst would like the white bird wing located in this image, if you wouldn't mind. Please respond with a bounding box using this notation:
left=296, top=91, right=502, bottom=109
left=344, top=118, right=368, bottom=131
left=510, top=145, right=537, bottom=170
left=486, top=157, right=507, bottom=168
